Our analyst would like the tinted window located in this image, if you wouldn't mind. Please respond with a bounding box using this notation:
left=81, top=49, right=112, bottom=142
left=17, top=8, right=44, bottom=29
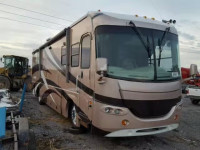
left=81, top=36, right=91, bottom=68
left=96, top=25, right=180, bottom=81
left=71, top=43, right=79, bottom=67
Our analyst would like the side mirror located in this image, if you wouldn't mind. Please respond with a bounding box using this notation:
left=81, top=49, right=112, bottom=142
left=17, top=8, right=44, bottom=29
left=0, top=57, right=2, bottom=62
left=96, top=58, right=108, bottom=75
left=190, top=64, right=198, bottom=76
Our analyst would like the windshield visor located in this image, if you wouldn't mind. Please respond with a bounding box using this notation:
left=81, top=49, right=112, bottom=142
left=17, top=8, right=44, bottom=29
left=95, top=25, right=180, bottom=81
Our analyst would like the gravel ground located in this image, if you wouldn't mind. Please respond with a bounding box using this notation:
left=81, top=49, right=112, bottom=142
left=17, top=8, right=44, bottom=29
left=12, top=92, right=200, bottom=150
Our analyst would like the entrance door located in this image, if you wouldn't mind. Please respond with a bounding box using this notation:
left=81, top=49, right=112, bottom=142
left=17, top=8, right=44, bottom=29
left=79, top=34, right=92, bottom=120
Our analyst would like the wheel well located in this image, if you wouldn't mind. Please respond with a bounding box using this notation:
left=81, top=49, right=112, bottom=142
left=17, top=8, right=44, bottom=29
left=67, top=98, right=74, bottom=117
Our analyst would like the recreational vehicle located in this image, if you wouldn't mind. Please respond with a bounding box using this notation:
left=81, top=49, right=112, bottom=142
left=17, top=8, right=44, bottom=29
left=32, top=11, right=182, bottom=137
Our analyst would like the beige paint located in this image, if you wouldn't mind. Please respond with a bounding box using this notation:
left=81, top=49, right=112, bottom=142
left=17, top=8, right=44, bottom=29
left=32, top=12, right=182, bottom=135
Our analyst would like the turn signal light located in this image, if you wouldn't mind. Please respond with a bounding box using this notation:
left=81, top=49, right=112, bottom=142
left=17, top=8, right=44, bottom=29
left=122, top=119, right=129, bottom=126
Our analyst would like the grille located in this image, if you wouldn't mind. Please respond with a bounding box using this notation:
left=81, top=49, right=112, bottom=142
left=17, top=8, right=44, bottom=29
left=123, top=97, right=181, bottom=119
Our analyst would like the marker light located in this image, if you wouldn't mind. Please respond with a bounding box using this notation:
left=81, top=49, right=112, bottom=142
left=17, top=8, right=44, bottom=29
left=174, top=115, right=178, bottom=120
left=144, top=16, right=147, bottom=19
left=122, top=120, right=129, bottom=126
left=151, top=17, right=155, bottom=20
left=135, top=14, right=138, bottom=17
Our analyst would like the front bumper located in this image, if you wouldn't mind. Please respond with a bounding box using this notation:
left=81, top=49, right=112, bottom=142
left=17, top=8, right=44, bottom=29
left=105, top=123, right=179, bottom=137
left=92, top=100, right=182, bottom=136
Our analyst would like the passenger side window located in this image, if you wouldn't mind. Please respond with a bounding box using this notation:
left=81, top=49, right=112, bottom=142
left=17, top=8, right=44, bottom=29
left=61, top=46, right=67, bottom=65
left=81, top=35, right=91, bottom=68
left=71, top=43, right=80, bottom=67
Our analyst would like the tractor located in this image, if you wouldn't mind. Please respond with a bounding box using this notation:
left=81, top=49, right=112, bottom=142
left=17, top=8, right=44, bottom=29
left=0, top=55, right=32, bottom=91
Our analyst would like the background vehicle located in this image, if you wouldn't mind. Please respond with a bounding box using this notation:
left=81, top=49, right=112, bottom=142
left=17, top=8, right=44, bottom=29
left=32, top=11, right=182, bottom=137
left=0, top=55, right=32, bottom=91
left=183, top=64, right=200, bottom=105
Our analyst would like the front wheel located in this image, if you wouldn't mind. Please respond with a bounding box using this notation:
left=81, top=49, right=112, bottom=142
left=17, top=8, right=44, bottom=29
left=70, top=104, right=79, bottom=127
left=69, top=103, right=87, bottom=134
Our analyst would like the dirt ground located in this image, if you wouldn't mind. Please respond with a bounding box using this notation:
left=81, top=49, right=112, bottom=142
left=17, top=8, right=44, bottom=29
left=12, top=91, right=200, bottom=150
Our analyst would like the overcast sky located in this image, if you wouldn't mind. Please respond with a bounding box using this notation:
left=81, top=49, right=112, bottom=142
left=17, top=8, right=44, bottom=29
left=0, top=0, right=199, bottom=68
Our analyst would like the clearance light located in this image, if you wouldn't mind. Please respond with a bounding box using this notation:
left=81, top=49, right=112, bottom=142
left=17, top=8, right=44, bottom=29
left=151, top=17, right=155, bottom=20
left=122, top=120, right=129, bottom=126
left=144, top=16, right=147, bottom=19
left=135, top=14, right=138, bottom=17
left=174, top=115, right=178, bottom=120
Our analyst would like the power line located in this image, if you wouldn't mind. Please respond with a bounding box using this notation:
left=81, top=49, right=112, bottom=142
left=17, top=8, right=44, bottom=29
left=0, top=16, right=60, bottom=30
left=0, top=2, right=73, bottom=22
left=0, top=9, right=66, bottom=26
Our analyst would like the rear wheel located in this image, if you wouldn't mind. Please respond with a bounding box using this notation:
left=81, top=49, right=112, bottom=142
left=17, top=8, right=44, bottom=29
left=0, top=76, right=11, bottom=89
left=69, top=103, right=87, bottom=134
left=191, top=99, right=200, bottom=105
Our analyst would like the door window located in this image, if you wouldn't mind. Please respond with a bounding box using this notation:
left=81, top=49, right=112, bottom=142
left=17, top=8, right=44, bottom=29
left=81, top=35, right=91, bottom=69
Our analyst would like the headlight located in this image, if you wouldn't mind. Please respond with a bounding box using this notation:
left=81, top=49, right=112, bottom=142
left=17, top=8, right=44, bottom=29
left=114, top=109, right=121, bottom=115
left=105, top=107, right=112, bottom=113
left=103, top=106, right=126, bottom=115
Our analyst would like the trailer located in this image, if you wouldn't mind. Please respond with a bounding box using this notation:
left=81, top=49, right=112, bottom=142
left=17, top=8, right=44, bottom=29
left=32, top=11, right=182, bottom=137
left=0, top=85, right=35, bottom=149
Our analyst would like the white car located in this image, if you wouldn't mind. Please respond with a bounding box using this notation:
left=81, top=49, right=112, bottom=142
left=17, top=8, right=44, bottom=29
left=186, top=86, right=200, bottom=105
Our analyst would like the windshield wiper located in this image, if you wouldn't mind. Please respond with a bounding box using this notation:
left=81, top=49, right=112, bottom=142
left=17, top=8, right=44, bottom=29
left=129, top=21, right=151, bottom=59
left=158, top=27, right=170, bottom=66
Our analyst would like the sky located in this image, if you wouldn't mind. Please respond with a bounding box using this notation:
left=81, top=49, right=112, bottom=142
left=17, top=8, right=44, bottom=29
left=0, top=0, right=199, bottom=68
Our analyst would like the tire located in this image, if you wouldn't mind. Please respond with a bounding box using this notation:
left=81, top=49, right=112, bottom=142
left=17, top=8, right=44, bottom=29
left=70, top=104, right=79, bottom=127
left=191, top=99, right=200, bottom=105
left=69, top=103, right=87, bottom=134
left=0, top=76, right=11, bottom=89
left=38, top=96, right=45, bottom=105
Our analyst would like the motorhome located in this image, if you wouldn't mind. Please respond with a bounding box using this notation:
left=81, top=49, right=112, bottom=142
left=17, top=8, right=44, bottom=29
left=32, top=11, right=182, bottom=137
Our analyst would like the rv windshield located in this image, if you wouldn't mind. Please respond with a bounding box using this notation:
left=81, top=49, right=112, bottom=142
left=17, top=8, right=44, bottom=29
left=96, top=25, right=180, bottom=81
